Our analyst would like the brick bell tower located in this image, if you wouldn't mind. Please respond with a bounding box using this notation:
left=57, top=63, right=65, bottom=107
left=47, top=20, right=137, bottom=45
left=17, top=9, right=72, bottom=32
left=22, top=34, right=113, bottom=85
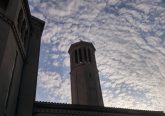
left=68, top=41, right=104, bottom=106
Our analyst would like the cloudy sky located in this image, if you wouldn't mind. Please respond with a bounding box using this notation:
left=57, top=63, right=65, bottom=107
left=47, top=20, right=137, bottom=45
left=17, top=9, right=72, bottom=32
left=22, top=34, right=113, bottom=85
left=28, top=0, right=165, bottom=112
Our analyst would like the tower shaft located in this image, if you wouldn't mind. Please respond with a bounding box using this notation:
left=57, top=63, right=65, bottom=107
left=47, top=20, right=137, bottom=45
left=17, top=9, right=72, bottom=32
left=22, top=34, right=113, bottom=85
left=69, top=41, right=104, bottom=106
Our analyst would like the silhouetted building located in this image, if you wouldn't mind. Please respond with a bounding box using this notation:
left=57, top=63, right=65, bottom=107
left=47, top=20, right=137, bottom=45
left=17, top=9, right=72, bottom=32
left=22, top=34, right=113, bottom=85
left=0, top=0, right=45, bottom=116
left=33, top=102, right=164, bottom=116
left=68, top=41, right=104, bottom=106
left=0, top=1, right=164, bottom=116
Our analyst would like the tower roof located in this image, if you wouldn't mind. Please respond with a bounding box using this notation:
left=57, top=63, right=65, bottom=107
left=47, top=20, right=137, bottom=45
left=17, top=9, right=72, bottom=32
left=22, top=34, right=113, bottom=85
left=68, top=41, right=95, bottom=53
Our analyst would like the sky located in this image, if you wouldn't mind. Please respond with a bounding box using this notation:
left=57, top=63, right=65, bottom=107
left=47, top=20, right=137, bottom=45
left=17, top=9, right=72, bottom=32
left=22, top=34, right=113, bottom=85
left=28, top=0, right=165, bottom=112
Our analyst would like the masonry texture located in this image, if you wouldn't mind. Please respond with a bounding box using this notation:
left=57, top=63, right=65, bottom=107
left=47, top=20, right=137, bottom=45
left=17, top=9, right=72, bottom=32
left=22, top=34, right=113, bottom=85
left=0, top=0, right=164, bottom=116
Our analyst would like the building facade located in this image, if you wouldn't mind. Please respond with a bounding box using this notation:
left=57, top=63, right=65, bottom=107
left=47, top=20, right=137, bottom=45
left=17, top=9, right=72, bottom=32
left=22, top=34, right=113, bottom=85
left=0, top=1, right=164, bottom=116
left=0, top=0, right=45, bottom=116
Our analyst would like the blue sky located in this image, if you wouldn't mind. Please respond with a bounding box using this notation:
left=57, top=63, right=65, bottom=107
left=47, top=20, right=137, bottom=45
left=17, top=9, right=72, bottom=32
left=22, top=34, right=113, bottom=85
left=28, top=0, right=165, bottom=112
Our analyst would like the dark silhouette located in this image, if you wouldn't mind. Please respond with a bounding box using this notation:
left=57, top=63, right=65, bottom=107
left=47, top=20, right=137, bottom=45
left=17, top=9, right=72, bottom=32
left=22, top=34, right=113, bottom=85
left=68, top=41, right=104, bottom=106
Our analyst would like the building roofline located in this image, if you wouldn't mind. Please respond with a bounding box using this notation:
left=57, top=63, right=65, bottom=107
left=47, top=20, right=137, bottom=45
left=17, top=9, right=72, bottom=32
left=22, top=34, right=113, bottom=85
left=34, top=101, right=164, bottom=115
left=30, top=16, right=45, bottom=28
left=23, top=0, right=45, bottom=29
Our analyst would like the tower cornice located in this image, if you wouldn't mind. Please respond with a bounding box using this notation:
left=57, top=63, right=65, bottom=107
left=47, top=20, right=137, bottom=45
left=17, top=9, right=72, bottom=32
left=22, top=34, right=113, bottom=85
left=68, top=41, right=95, bottom=53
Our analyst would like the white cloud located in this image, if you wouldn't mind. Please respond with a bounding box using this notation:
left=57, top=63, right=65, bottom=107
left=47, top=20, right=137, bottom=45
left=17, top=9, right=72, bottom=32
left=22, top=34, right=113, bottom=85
left=36, top=70, right=71, bottom=103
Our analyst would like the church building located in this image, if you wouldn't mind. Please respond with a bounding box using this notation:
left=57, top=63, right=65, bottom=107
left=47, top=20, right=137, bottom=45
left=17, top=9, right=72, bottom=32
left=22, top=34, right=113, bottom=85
left=0, top=0, right=45, bottom=116
left=0, top=0, right=164, bottom=116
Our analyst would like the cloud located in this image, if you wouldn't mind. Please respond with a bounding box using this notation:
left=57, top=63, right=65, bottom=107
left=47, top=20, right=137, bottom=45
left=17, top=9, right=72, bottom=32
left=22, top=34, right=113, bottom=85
left=29, top=0, right=165, bottom=112
left=36, top=70, right=71, bottom=103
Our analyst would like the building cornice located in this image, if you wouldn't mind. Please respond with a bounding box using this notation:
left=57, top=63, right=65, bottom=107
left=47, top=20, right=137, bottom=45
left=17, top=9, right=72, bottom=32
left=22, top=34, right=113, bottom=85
left=68, top=41, right=95, bottom=53
left=31, top=16, right=45, bottom=30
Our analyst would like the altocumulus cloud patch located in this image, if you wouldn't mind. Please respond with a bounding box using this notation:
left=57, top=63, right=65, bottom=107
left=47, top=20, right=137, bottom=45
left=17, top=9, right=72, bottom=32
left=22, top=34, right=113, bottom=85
left=28, top=0, right=165, bottom=112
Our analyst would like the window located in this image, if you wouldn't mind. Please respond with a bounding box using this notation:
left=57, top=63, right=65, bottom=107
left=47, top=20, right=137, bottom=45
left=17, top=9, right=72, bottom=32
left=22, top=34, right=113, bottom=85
left=21, top=20, right=26, bottom=41
left=75, top=50, right=78, bottom=64
left=24, top=30, right=29, bottom=51
left=24, top=30, right=28, bottom=43
left=79, top=48, right=82, bottom=63
left=84, top=48, right=87, bottom=62
left=88, top=48, right=91, bottom=62
left=17, top=9, right=23, bottom=31
left=0, top=0, right=9, bottom=10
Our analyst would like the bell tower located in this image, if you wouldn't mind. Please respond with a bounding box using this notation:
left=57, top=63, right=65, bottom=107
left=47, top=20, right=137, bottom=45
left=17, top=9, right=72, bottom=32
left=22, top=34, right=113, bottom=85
left=68, top=41, right=104, bottom=106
